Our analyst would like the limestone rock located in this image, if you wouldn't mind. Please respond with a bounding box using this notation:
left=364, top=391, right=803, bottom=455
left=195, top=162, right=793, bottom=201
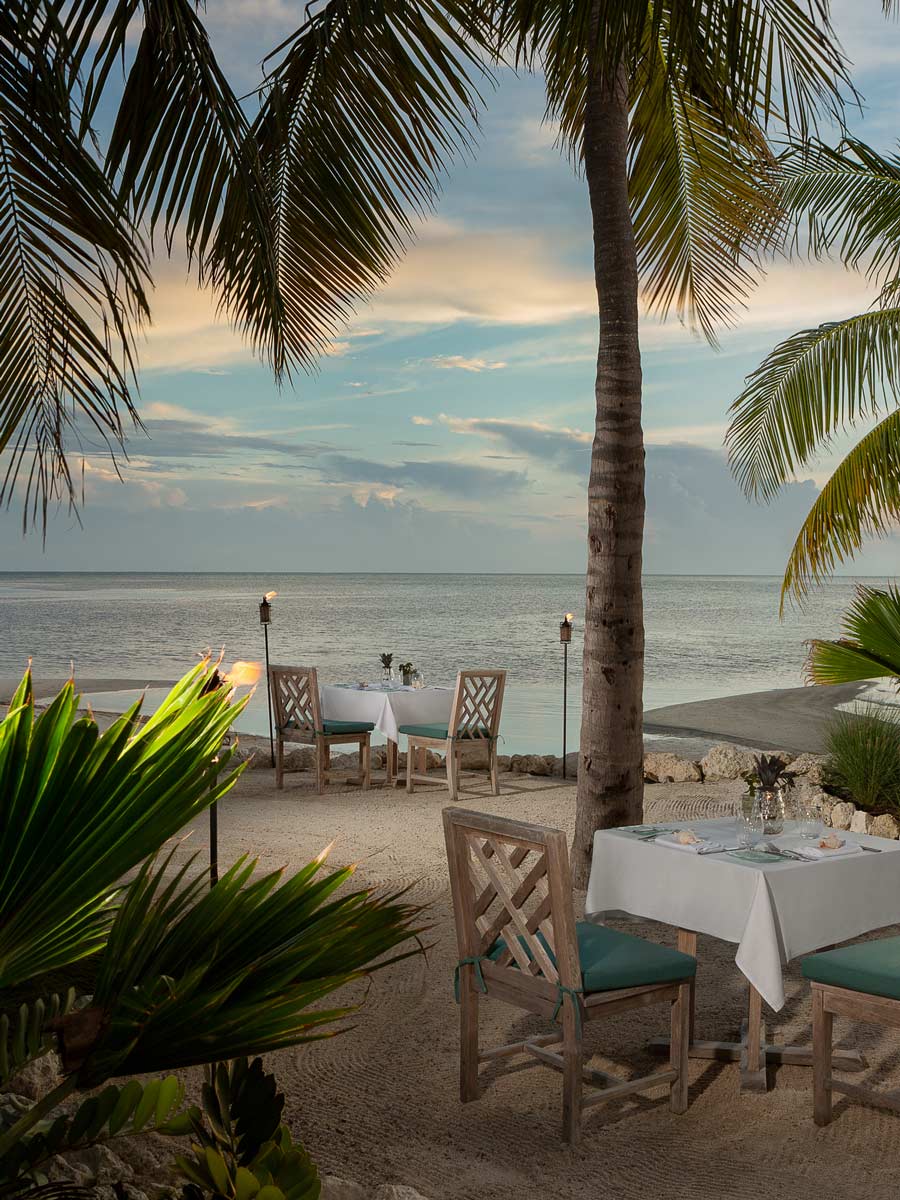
left=786, top=753, right=828, bottom=784
left=850, top=809, right=873, bottom=835
left=551, top=752, right=578, bottom=780
left=870, top=812, right=900, bottom=840
left=829, top=800, right=856, bottom=831
left=699, top=744, right=760, bottom=781
left=496, top=754, right=512, bottom=772
left=642, top=752, right=702, bottom=784
left=321, top=1179, right=368, bottom=1200
left=7, top=1051, right=60, bottom=1100
left=508, top=753, right=555, bottom=776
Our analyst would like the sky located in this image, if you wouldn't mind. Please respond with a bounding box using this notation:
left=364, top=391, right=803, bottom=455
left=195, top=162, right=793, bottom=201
left=4, top=1, right=900, bottom=574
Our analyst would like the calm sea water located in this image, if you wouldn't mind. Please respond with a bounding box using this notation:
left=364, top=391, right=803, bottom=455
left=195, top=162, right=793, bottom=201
left=0, top=573, right=886, bottom=754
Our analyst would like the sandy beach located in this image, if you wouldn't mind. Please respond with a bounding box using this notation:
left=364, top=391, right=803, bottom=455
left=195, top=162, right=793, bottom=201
left=156, top=765, right=900, bottom=1200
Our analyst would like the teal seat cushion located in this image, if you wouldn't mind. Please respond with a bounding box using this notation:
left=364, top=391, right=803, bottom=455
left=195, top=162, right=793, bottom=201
left=398, top=723, right=494, bottom=740
left=489, top=920, right=696, bottom=994
left=802, top=936, right=900, bottom=1001
left=317, top=719, right=375, bottom=736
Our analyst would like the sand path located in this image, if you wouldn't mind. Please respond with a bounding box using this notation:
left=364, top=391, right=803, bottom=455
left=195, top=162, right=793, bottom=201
left=170, top=768, right=900, bottom=1200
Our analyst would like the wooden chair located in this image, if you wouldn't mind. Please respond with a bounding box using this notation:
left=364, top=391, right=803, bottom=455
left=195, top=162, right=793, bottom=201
left=805, top=937, right=900, bottom=1124
left=401, top=670, right=505, bottom=801
left=269, top=665, right=372, bottom=794
left=442, top=807, right=696, bottom=1143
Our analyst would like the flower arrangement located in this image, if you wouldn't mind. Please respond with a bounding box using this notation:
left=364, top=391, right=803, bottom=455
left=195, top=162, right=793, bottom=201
left=398, top=661, right=415, bottom=685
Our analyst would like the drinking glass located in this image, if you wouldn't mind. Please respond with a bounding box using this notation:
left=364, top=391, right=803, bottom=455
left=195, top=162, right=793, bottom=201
left=797, top=800, right=822, bottom=840
left=736, top=809, right=765, bottom=849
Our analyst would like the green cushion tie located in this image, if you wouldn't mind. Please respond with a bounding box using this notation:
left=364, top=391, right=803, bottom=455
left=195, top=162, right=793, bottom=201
left=454, top=955, right=488, bottom=1002
left=552, top=984, right=584, bottom=1038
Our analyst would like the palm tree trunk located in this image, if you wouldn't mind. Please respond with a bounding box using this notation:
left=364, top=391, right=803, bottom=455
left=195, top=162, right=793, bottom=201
left=571, top=57, right=644, bottom=888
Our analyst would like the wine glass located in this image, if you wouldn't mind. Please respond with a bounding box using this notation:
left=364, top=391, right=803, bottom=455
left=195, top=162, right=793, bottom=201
left=797, top=799, right=822, bottom=840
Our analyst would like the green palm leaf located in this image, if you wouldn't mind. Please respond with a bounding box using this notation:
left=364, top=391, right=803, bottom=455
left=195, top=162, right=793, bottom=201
left=807, top=584, right=900, bottom=685
left=0, top=2, right=150, bottom=530
left=0, top=663, right=247, bottom=990
left=58, top=847, right=423, bottom=1084
left=726, top=307, right=900, bottom=502
left=782, top=407, right=900, bottom=605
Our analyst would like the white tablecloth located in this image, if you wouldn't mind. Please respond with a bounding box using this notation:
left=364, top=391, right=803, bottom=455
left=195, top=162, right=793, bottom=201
left=586, top=817, right=900, bottom=1010
left=320, top=683, right=453, bottom=742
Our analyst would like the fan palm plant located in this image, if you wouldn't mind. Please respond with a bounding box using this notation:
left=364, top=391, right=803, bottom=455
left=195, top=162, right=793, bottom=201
left=2, top=2, right=851, bottom=879
left=0, top=666, right=423, bottom=1196
left=727, top=134, right=900, bottom=609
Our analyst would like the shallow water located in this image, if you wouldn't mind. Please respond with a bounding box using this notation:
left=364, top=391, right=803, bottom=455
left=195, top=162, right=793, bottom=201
left=0, top=572, right=885, bottom=754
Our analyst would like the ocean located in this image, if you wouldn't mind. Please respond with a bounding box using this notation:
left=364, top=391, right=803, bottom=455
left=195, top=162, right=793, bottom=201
left=0, top=572, right=885, bottom=755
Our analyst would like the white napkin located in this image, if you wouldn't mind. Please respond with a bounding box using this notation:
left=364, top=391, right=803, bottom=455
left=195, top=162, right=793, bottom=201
left=655, top=832, right=724, bottom=854
left=793, top=840, right=863, bottom=860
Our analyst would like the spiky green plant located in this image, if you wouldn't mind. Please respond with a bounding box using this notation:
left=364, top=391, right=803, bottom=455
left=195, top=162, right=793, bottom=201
left=825, top=706, right=900, bottom=815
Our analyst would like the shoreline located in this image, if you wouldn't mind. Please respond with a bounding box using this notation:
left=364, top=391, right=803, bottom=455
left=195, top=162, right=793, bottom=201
left=1, top=676, right=868, bottom=756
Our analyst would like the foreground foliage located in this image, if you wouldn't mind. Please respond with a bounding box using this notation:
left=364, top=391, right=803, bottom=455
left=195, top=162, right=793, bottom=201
left=825, top=706, right=900, bottom=815
left=0, top=665, right=421, bottom=1200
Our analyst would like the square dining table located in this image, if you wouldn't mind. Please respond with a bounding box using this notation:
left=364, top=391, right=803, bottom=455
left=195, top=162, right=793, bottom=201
left=586, top=817, right=900, bottom=1090
left=320, top=682, right=454, bottom=784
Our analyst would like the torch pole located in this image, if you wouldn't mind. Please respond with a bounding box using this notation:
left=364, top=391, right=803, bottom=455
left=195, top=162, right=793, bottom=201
left=209, top=800, right=218, bottom=887
left=264, top=623, right=274, bottom=767
left=562, top=640, right=568, bottom=779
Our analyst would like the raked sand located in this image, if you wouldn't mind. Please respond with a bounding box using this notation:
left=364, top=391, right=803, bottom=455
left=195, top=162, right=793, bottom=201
left=165, top=766, right=900, bottom=1200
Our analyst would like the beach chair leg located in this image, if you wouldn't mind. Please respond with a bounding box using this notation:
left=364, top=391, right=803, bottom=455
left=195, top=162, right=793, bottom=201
left=406, top=742, right=415, bottom=793
left=315, top=738, right=326, bottom=795
left=459, top=971, right=480, bottom=1102
left=275, top=734, right=284, bottom=790
left=561, top=1001, right=583, bottom=1144
left=670, top=980, right=691, bottom=1114
left=812, top=986, right=833, bottom=1126
left=447, top=742, right=459, bottom=802
left=361, top=738, right=371, bottom=790
left=489, top=742, right=499, bottom=795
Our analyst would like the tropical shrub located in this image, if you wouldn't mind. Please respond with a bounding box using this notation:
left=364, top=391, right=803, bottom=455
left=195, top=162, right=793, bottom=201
left=824, top=705, right=900, bottom=815
left=0, top=666, right=422, bottom=1199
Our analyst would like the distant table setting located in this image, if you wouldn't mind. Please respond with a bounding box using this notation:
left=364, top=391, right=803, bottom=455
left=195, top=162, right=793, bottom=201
left=586, top=816, right=900, bottom=1090
left=320, top=681, right=454, bottom=783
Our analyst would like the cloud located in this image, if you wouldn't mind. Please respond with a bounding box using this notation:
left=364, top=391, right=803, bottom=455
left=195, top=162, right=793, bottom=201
left=428, top=354, right=507, bottom=372
left=322, top=453, right=527, bottom=497
left=442, top=415, right=591, bottom=474
left=411, top=416, right=434, bottom=425
left=360, top=218, right=594, bottom=328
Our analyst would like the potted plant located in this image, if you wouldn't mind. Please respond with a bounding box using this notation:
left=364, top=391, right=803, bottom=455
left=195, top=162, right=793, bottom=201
left=380, top=652, right=394, bottom=683
left=744, top=754, right=796, bottom=835
left=398, top=662, right=415, bottom=686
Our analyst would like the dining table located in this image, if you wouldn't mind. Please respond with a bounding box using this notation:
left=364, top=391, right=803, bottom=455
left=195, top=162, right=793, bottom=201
left=586, top=816, right=900, bottom=1090
left=320, top=681, right=454, bottom=784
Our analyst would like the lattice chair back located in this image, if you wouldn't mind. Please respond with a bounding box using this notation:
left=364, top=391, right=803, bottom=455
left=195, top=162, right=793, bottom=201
left=269, top=665, right=322, bottom=740
left=448, top=670, right=506, bottom=742
left=443, top=808, right=581, bottom=1007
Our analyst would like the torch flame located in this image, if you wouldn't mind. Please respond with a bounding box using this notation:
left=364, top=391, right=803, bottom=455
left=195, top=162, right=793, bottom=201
left=264, top=590, right=278, bottom=601
left=224, top=660, right=263, bottom=688
left=565, top=613, right=574, bottom=622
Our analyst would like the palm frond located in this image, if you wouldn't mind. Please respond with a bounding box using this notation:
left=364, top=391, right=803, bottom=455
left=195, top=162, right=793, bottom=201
left=218, top=0, right=485, bottom=377
left=0, top=662, right=247, bottom=990
left=64, top=846, right=424, bottom=1084
left=776, top=138, right=900, bottom=282
left=780, top=408, right=900, bottom=605
left=807, top=584, right=900, bottom=685
left=0, top=3, right=150, bottom=531
left=726, top=307, right=900, bottom=500
left=0, top=990, right=76, bottom=1087
left=628, top=25, right=779, bottom=343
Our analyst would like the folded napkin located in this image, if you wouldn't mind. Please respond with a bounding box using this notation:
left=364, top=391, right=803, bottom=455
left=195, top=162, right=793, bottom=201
left=793, top=840, right=863, bottom=860
left=655, top=832, right=724, bottom=854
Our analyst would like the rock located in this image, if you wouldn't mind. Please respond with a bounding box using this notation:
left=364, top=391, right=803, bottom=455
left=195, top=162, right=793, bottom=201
left=786, top=753, right=828, bottom=784
left=508, top=753, right=555, bottom=776
left=871, top=812, right=900, bottom=840
left=66, top=1143, right=134, bottom=1183
left=551, top=752, right=578, bottom=779
left=642, top=752, right=702, bottom=784
left=321, top=1179, right=368, bottom=1200
left=7, top=1051, right=61, bottom=1100
left=283, top=747, right=316, bottom=771
left=829, top=800, right=856, bottom=831
left=496, top=754, right=512, bottom=772
left=850, top=809, right=873, bottom=835
left=699, top=743, right=760, bottom=781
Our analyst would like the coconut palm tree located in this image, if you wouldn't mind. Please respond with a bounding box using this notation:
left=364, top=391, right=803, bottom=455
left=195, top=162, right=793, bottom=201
left=807, top=583, right=900, bottom=686
left=727, top=135, right=900, bottom=612
left=2, top=1, right=850, bottom=881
